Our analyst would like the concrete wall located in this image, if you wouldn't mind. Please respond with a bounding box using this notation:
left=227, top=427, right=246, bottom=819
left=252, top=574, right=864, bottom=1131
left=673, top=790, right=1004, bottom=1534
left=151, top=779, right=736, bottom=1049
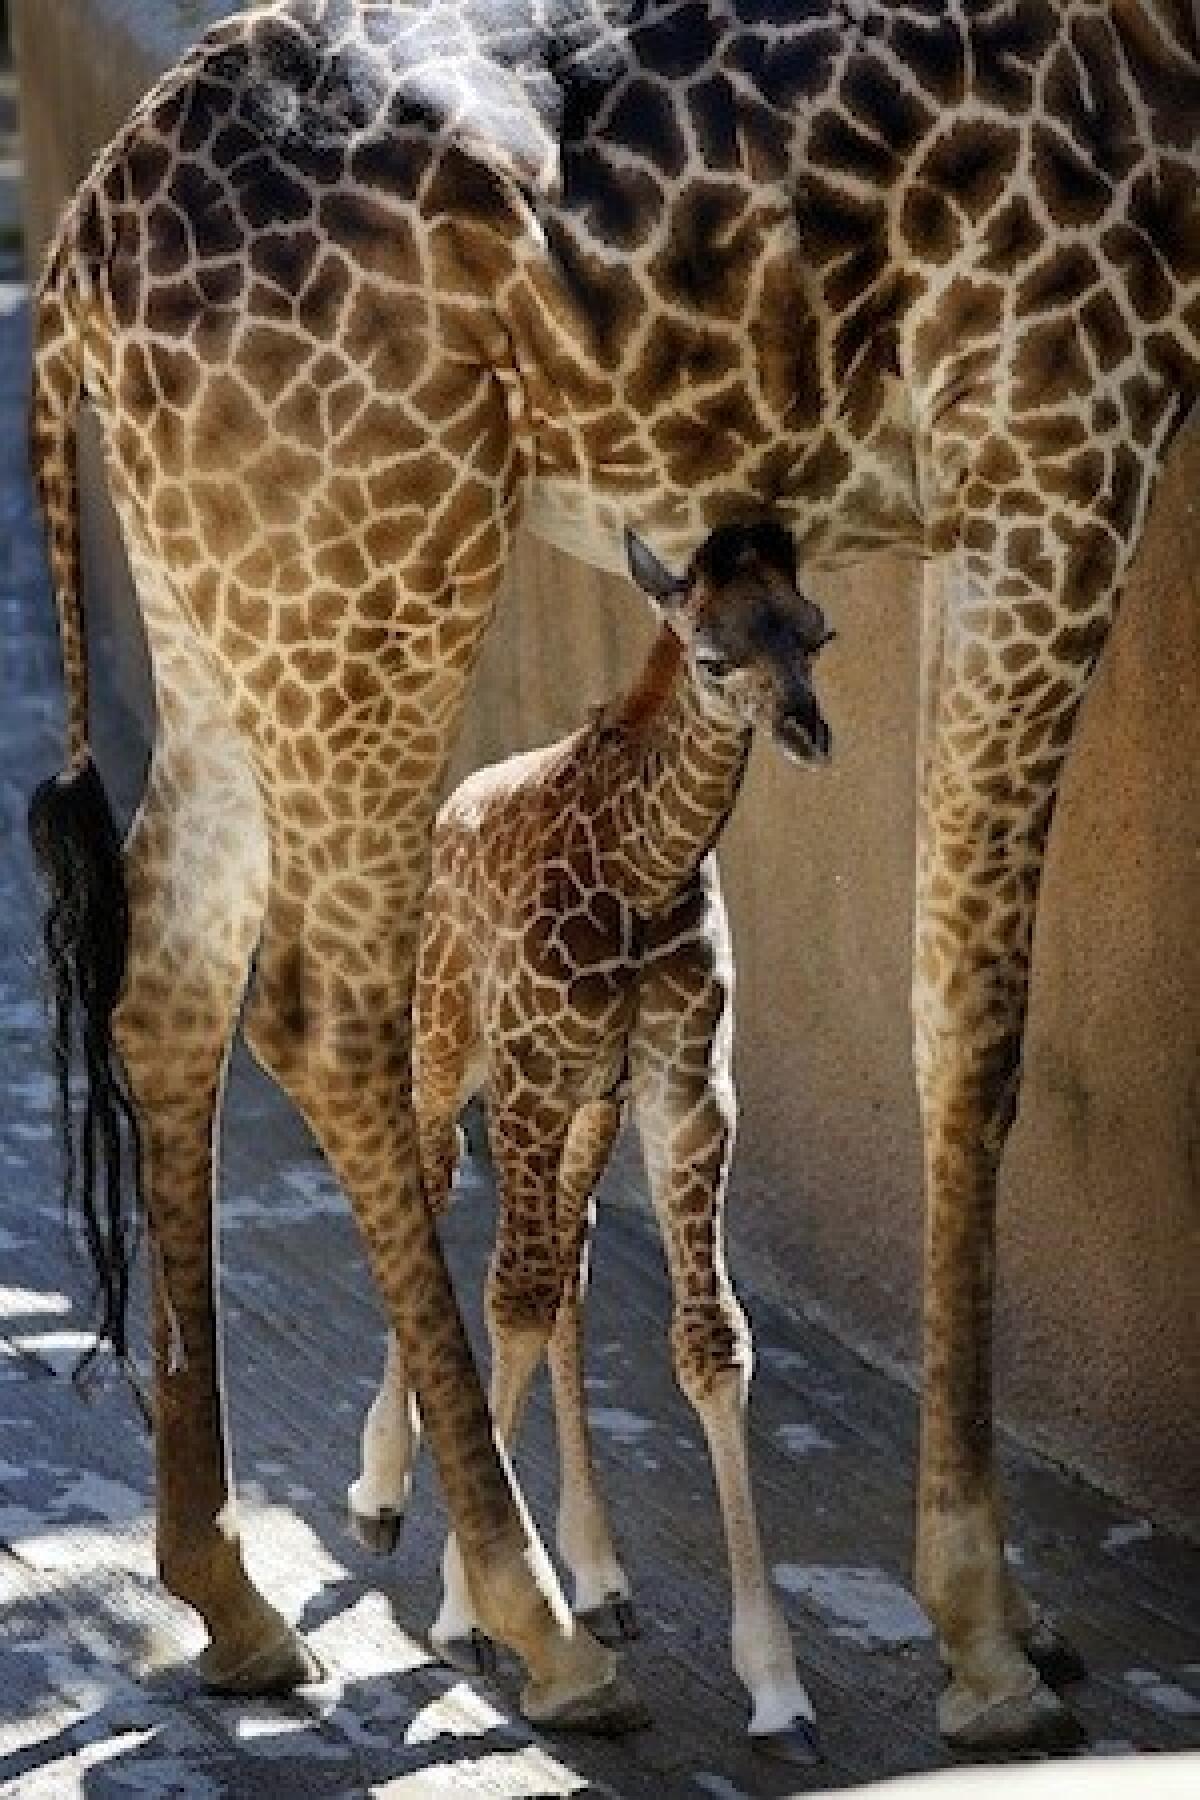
left=16, top=0, right=1200, bottom=1532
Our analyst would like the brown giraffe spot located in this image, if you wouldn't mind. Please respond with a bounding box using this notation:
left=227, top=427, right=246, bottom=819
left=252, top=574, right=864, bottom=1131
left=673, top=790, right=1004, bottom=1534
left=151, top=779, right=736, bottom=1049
left=1040, top=451, right=1105, bottom=508
left=540, top=223, right=644, bottom=370
left=192, top=479, right=257, bottom=559
left=752, top=27, right=841, bottom=108
left=1103, top=223, right=1174, bottom=323
left=1079, top=290, right=1133, bottom=372
left=687, top=72, right=740, bottom=172
left=211, top=121, right=260, bottom=168
left=144, top=278, right=204, bottom=338
left=1011, top=317, right=1091, bottom=411
left=979, top=194, right=1041, bottom=275
left=252, top=229, right=320, bottom=295
left=1055, top=520, right=1118, bottom=613
left=127, top=140, right=170, bottom=204
left=351, top=134, right=433, bottom=196
left=633, top=2, right=721, bottom=77
left=196, top=261, right=244, bottom=306
left=608, top=78, right=688, bottom=176
left=120, top=343, right=157, bottom=415
left=146, top=204, right=189, bottom=279
left=232, top=153, right=314, bottom=231
left=191, top=373, right=267, bottom=469
left=276, top=385, right=323, bottom=446
left=890, top=16, right=966, bottom=105
left=1031, top=123, right=1112, bottom=226
left=901, top=183, right=962, bottom=260
left=1016, top=246, right=1101, bottom=317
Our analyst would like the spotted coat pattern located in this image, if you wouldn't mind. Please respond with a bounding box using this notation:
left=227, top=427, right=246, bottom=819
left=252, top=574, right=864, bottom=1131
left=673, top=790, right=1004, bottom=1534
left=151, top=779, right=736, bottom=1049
left=28, top=0, right=1199, bottom=1753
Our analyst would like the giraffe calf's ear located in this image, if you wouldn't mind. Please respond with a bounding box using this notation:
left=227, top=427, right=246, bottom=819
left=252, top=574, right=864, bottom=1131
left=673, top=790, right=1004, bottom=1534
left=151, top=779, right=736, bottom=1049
left=625, top=529, right=686, bottom=608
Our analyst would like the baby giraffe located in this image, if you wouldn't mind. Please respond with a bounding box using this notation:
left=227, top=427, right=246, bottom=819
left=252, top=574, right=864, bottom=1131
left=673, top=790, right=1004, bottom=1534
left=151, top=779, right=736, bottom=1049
left=351, top=520, right=833, bottom=1761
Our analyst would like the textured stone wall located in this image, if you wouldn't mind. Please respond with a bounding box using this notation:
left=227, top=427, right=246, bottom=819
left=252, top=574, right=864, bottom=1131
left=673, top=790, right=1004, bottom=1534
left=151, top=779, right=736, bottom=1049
left=15, top=0, right=1199, bottom=1531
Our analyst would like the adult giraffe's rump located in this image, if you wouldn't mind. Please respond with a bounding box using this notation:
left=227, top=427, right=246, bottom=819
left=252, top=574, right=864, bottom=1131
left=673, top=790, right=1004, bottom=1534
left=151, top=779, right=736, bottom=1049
left=28, top=0, right=1198, bottom=1755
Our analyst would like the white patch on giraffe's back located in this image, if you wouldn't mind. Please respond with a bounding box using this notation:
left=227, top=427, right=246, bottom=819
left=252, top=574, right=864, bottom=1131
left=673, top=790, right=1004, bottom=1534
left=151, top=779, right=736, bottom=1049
left=586, top=1406, right=654, bottom=1445
left=1124, top=1669, right=1200, bottom=1716
left=773, top=1564, right=933, bottom=1648
left=775, top=1422, right=834, bottom=1456
left=1103, top=1519, right=1152, bottom=1552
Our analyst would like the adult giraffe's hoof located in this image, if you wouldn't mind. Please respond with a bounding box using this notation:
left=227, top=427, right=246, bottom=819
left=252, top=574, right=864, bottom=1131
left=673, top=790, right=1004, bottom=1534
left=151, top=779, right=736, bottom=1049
left=751, top=1718, right=823, bottom=1765
left=347, top=1500, right=404, bottom=1555
left=193, top=1622, right=325, bottom=1696
left=939, top=1675, right=1086, bottom=1754
left=521, top=1668, right=651, bottom=1735
left=432, top=1627, right=500, bottom=1679
left=578, top=1592, right=640, bottom=1644
left=1024, top=1616, right=1087, bottom=1688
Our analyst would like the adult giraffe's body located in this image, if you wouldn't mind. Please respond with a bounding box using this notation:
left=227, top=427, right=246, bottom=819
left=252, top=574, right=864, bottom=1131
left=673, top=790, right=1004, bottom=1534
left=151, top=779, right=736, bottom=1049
left=28, top=0, right=1198, bottom=1753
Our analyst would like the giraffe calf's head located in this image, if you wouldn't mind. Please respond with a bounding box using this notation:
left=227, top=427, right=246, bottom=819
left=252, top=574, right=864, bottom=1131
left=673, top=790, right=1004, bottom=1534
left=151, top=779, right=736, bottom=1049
left=625, top=521, right=835, bottom=763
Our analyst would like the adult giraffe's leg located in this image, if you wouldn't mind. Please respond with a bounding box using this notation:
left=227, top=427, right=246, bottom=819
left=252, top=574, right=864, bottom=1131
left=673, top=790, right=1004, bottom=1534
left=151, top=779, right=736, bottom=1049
left=110, top=593, right=309, bottom=1690
left=431, top=1090, right=577, bottom=1664
left=630, top=935, right=817, bottom=1761
left=348, top=912, right=479, bottom=1551
left=547, top=1100, right=635, bottom=1638
left=912, top=511, right=1139, bottom=1749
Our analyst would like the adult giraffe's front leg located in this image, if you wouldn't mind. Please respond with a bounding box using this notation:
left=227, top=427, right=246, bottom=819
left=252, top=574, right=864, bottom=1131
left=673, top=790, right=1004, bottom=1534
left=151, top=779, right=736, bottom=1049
left=912, top=521, right=1130, bottom=1751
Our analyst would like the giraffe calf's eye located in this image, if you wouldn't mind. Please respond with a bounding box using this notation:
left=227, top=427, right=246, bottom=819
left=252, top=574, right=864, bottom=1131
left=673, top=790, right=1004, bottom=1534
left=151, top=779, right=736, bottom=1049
left=695, top=650, right=732, bottom=679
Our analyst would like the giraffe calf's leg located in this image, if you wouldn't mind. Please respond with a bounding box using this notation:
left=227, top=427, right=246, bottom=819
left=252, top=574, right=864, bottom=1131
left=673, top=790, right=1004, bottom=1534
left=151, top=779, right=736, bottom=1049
left=636, top=1050, right=818, bottom=1761
left=348, top=1330, right=420, bottom=1554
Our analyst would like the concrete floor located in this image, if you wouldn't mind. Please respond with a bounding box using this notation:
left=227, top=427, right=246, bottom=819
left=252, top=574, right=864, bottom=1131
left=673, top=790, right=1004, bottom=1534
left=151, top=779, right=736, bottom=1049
left=2, top=56, right=1200, bottom=1800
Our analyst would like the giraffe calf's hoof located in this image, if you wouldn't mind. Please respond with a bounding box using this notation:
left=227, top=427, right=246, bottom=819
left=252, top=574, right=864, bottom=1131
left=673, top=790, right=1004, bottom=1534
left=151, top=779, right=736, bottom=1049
left=939, top=1676, right=1086, bottom=1754
left=193, top=1624, right=325, bottom=1696
left=751, top=1718, right=822, bottom=1766
left=521, top=1668, right=651, bottom=1735
left=1025, top=1617, right=1087, bottom=1689
left=347, top=1502, right=404, bottom=1556
left=432, top=1628, right=500, bottom=1679
left=578, top=1593, right=640, bottom=1644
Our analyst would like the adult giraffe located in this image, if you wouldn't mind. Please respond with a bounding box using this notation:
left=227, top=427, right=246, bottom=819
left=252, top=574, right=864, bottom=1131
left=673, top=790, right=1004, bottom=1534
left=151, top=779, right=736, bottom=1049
left=28, top=0, right=1198, bottom=1756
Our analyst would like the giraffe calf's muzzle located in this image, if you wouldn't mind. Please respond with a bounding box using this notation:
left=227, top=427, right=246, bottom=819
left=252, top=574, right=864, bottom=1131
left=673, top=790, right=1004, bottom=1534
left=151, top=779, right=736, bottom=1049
left=776, top=693, right=832, bottom=765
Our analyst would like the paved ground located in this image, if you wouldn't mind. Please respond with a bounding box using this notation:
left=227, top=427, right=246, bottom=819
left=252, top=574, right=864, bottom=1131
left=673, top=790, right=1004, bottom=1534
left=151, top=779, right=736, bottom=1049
left=3, top=48, right=1200, bottom=1800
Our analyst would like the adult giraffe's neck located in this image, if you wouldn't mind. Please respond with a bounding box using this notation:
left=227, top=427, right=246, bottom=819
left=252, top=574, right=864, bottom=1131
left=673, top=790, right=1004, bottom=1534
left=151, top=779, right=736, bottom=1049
left=605, top=626, right=752, bottom=915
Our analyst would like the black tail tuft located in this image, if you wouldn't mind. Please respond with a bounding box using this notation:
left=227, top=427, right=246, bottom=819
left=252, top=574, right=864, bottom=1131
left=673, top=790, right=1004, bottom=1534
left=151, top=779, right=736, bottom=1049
left=28, top=756, right=144, bottom=1389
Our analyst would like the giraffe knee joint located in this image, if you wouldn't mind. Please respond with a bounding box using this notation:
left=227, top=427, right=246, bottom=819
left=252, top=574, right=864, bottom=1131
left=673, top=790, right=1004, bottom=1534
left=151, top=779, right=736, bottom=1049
left=670, top=1297, right=751, bottom=1406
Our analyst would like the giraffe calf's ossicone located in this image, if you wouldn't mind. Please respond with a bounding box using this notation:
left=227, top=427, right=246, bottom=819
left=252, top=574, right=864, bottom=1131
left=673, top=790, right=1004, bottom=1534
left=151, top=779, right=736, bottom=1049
left=353, top=521, right=834, bottom=1760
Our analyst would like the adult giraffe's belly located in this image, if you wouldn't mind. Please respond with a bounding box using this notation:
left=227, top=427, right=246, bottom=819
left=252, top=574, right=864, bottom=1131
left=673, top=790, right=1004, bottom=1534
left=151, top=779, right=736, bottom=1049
left=510, top=203, right=925, bottom=576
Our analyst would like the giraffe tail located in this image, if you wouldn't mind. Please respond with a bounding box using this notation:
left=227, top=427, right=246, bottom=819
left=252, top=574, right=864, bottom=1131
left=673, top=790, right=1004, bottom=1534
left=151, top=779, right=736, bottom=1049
left=27, top=221, right=149, bottom=1418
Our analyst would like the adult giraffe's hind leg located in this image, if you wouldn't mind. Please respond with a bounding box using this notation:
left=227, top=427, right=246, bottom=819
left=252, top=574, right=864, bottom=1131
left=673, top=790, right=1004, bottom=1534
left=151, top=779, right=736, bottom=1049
left=112, top=604, right=318, bottom=1692
left=911, top=506, right=1141, bottom=1750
